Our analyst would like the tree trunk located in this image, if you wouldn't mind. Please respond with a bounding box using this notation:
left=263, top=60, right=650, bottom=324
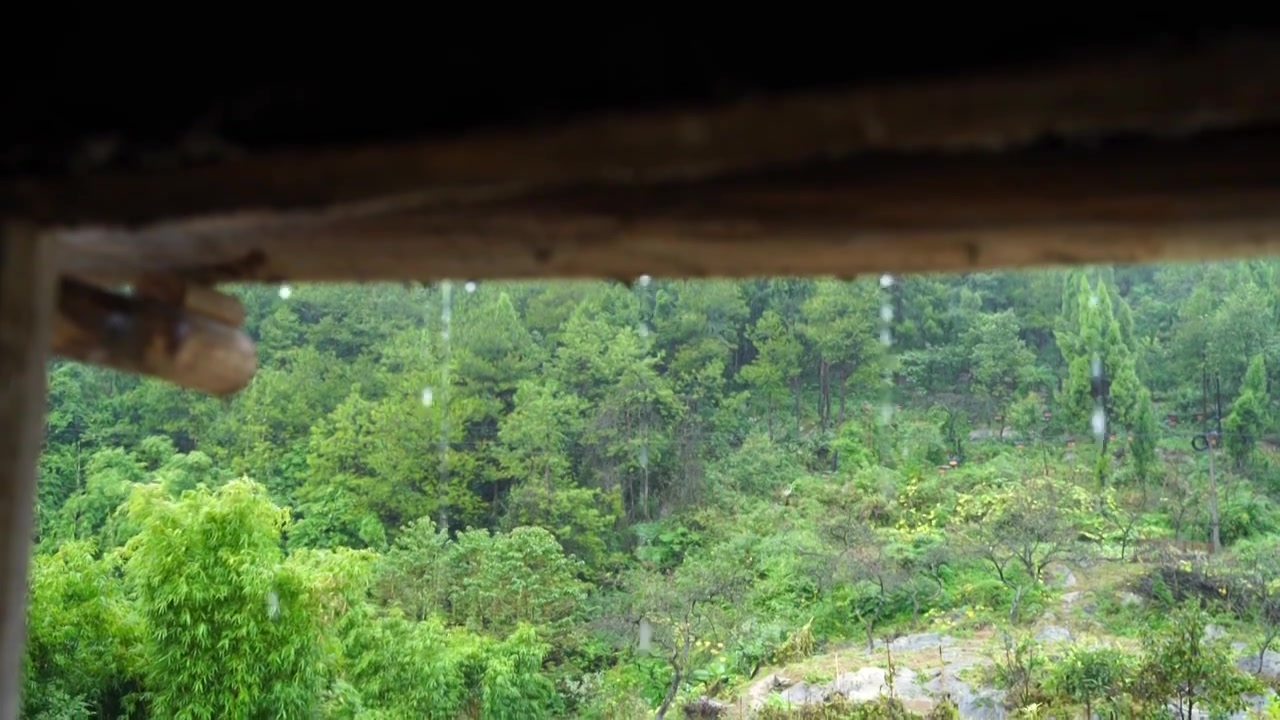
left=1258, top=628, right=1277, bottom=676
left=1010, top=584, right=1027, bottom=624
left=792, top=376, right=802, bottom=437
left=642, top=462, right=650, bottom=520
left=1208, top=446, right=1222, bottom=553
left=819, top=359, right=830, bottom=430
left=1098, top=425, right=1110, bottom=487
left=767, top=394, right=775, bottom=442
left=837, top=364, right=848, bottom=426
left=655, top=633, right=693, bottom=720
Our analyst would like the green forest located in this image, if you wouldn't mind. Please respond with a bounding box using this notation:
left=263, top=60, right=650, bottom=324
left=25, top=262, right=1280, bottom=718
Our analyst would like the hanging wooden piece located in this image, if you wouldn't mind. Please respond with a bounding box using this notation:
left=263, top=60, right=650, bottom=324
left=52, top=278, right=256, bottom=396
left=133, top=273, right=247, bottom=326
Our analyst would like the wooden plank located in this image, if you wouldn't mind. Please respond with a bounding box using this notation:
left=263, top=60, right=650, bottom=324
left=53, top=279, right=256, bottom=396
left=8, top=32, right=1280, bottom=227
left=0, top=227, right=57, bottom=720
left=53, top=132, right=1280, bottom=284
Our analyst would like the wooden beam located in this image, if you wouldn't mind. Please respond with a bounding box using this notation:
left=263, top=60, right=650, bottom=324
left=53, top=279, right=256, bottom=396
left=52, top=132, right=1280, bottom=284
left=0, top=227, right=57, bottom=720
left=8, top=32, right=1280, bottom=227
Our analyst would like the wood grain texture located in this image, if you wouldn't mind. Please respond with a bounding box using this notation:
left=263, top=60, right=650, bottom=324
left=0, top=227, right=57, bottom=720
left=53, top=279, right=256, bottom=395
left=53, top=133, right=1280, bottom=284
left=8, top=32, right=1280, bottom=227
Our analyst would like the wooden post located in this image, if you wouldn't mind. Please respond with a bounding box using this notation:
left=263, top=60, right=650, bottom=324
left=0, top=227, right=57, bottom=719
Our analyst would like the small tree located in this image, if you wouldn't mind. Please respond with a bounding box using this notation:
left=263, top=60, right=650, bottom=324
left=621, top=542, right=754, bottom=720
left=1044, top=645, right=1134, bottom=719
left=373, top=516, right=453, bottom=621
left=1224, top=353, right=1270, bottom=470
left=968, top=478, right=1080, bottom=620
left=966, top=311, right=1035, bottom=436
left=1227, top=535, right=1280, bottom=676
left=1099, top=487, right=1151, bottom=562
left=1134, top=602, right=1262, bottom=720
left=1129, top=389, right=1160, bottom=488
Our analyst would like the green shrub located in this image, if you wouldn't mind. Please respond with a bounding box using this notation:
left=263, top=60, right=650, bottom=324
left=1043, top=644, right=1135, bottom=717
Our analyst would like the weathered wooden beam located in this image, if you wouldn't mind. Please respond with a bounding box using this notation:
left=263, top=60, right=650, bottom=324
left=0, top=227, right=58, bottom=720
left=53, top=279, right=256, bottom=396
left=7, top=32, right=1280, bottom=227
left=51, top=132, right=1280, bottom=283
left=133, top=274, right=246, bottom=326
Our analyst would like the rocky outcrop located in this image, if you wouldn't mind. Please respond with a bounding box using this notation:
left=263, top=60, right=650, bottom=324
left=1035, top=626, right=1072, bottom=643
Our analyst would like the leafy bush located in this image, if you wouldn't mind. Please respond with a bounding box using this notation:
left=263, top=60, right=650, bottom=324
left=1043, top=644, right=1135, bottom=717
left=1218, top=482, right=1279, bottom=545
left=1133, top=602, right=1263, bottom=719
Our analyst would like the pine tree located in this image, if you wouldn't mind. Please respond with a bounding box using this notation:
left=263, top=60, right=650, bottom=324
left=1056, top=276, right=1145, bottom=483
left=741, top=310, right=803, bottom=440
left=1130, top=389, right=1159, bottom=487
left=964, top=310, right=1034, bottom=435
left=1225, top=353, right=1269, bottom=469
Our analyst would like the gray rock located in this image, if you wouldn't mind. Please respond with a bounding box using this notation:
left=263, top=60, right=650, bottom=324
left=832, top=667, right=922, bottom=702
left=919, top=672, right=1005, bottom=720
left=744, top=673, right=793, bottom=712
left=682, top=696, right=730, bottom=718
left=887, top=632, right=955, bottom=652
left=778, top=681, right=828, bottom=705
left=1168, top=690, right=1276, bottom=719
left=968, top=428, right=1021, bottom=441
left=1117, top=591, right=1143, bottom=606
left=1061, top=591, right=1082, bottom=605
left=1237, top=649, right=1280, bottom=680
left=1036, top=625, right=1072, bottom=643
left=955, top=691, right=1007, bottom=720
left=1204, top=624, right=1227, bottom=641
left=1049, top=565, right=1079, bottom=588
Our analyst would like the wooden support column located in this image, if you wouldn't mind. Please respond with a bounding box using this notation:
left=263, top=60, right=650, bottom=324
left=0, top=228, right=57, bottom=720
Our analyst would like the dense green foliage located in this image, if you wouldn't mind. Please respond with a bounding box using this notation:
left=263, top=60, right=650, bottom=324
left=26, top=263, right=1280, bottom=717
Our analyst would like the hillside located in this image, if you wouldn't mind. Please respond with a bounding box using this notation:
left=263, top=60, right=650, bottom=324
left=24, top=263, right=1280, bottom=718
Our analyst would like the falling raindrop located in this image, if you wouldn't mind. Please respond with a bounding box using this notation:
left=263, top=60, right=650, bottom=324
left=440, top=281, right=453, bottom=342
left=265, top=590, right=279, bottom=620
left=634, top=274, right=656, bottom=343
left=438, top=282, right=453, bottom=531
left=278, top=285, right=293, bottom=300
left=421, top=387, right=434, bottom=407
left=1091, top=407, right=1107, bottom=439
left=1088, top=293, right=1099, bottom=308
left=1091, top=354, right=1102, bottom=378
left=464, top=281, right=477, bottom=293
left=880, top=404, right=894, bottom=424
left=638, top=617, right=653, bottom=652
left=639, top=444, right=649, bottom=468
left=876, top=275, right=897, bottom=427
